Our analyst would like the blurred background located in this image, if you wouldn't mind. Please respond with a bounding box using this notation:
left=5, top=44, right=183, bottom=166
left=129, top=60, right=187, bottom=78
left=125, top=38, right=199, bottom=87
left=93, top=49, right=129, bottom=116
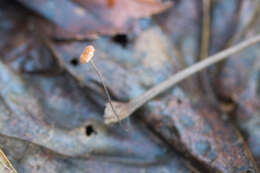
left=0, top=0, right=260, bottom=172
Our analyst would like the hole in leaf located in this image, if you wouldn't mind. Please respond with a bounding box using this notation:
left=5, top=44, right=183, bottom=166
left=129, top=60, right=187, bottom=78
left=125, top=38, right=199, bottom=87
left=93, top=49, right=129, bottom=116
left=85, top=125, right=97, bottom=136
left=70, top=58, right=79, bottom=66
left=177, top=98, right=182, bottom=104
left=245, top=169, right=254, bottom=173
left=112, top=34, right=128, bottom=47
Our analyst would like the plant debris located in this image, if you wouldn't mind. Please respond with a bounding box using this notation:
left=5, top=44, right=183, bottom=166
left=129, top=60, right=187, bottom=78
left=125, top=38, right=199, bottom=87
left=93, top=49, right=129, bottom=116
left=1, top=0, right=260, bottom=172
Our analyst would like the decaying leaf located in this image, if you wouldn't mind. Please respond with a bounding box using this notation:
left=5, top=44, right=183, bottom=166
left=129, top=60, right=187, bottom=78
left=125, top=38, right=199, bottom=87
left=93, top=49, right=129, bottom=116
left=17, top=0, right=172, bottom=39
left=1, top=0, right=260, bottom=172
left=0, top=60, right=175, bottom=163
left=215, top=37, right=260, bottom=169
left=209, top=0, right=260, bottom=167
left=142, top=92, right=259, bottom=173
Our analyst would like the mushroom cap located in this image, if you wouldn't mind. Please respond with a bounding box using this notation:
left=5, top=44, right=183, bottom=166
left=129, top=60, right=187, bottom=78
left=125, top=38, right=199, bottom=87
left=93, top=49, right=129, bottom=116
left=80, top=45, right=95, bottom=64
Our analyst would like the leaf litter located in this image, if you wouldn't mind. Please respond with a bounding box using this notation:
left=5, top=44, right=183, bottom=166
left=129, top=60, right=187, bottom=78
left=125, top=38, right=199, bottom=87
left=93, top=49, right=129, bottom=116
left=0, top=0, right=260, bottom=172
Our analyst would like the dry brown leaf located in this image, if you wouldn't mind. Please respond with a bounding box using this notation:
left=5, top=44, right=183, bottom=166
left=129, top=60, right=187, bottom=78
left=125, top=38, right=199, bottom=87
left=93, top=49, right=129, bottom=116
left=17, top=0, right=172, bottom=39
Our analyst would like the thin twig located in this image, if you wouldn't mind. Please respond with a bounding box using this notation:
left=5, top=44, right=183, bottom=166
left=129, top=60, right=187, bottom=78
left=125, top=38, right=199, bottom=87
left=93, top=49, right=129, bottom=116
left=0, top=149, right=17, bottom=173
left=104, top=34, right=260, bottom=124
left=199, top=0, right=218, bottom=102
left=200, top=0, right=211, bottom=60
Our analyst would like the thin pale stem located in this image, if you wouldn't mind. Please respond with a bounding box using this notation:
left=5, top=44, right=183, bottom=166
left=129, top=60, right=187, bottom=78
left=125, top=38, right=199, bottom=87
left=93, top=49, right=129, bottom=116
left=90, top=59, right=120, bottom=121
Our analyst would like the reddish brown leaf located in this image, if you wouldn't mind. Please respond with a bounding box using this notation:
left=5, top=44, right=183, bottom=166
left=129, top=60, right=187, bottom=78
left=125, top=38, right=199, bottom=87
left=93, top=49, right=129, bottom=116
left=17, top=0, right=172, bottom=39
left=142, top=93, right=259, bottom=173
